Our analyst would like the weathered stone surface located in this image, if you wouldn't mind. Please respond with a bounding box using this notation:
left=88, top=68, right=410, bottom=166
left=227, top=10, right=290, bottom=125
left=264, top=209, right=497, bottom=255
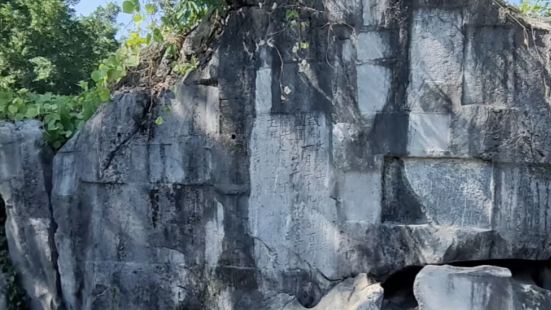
left=463, top=26, right=514, bottom=106
left=3, top=0, right=551, bottom=309
left=407, top=8, right=464, bottom=113
left=414, top=265, right=551, bottom=310
left=0, top=121, right=61, bottom=309
left=362, top=0, right=390, bottom=27
left=49, top=0, right=551, bottom=308
left=266, top=274, right=383, bottom=310
left=0, top=271, right=7, bottom=310
left=357, top=64, right=392, bottom=118
left=383, top=158, right=493, bottom=228
left=407, top=113, right=451, bottom=156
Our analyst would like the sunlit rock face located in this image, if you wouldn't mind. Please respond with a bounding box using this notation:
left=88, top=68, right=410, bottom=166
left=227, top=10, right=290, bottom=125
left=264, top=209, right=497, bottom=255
left=52, top=0, right=551, bottom=306
left=4, top=0, right=551, bottom=309
left=414, top=265, right=551, bottom=310
left=0, top=121, right=62, bottom=310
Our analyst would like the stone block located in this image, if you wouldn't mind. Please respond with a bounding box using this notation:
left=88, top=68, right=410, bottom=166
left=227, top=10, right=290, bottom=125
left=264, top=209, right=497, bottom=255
left=414, top=265, right=551, bottom=310
left=383, top=158, right=493, bottom=229
left=494, top=164, right=551, bottom=246
left=357, top=64, right=391, bottom=117
left=414, top=265, right=515, bottom=310
left=362, top=0, right=389, bottom=27
left=357, top=31, right=392, bottom=63
left=339, top=169, right=382, bottom=226
left=255, top=67, right=273, bottom=115
left=248, top=113, right=341, bottom=279
left=463, top=26, right=514, bottom=106
left=407, top=113, right=451, bottom=156
left=408, top=9, right=464, bottom=112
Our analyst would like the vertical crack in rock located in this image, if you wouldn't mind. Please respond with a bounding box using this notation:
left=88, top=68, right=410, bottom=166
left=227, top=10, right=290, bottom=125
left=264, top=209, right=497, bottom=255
left=36, top=131, right=66, bottom=310
left=44, top=160, right=66, bottom=310
left=0, top=194, right=28, bottom=309
left=101, top=92, right=154, bottom=175
left=0, top=121, right=64, bottom=309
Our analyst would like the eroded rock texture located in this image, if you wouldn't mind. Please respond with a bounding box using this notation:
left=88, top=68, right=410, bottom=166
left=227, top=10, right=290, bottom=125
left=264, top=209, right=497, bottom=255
left=239, top=0, right=551, bottom=297
left=3, top=0, right=551, bottom=309
left=414, top=265, right=551, bottom=310
left=0, top=121, right=61, bottom=309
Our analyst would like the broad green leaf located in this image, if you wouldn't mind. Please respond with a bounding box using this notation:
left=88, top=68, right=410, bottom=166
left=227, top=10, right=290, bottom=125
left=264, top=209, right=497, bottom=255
left=14, top=113, right=24, bottom=121
left=26, top=105, right=39, bottom=118
left=78, top=81, right=89, bottom=91
left=126, top=54, right=140, bottom=67
left=91, top=70, right=102, bottom=82
left=7, top=105, right=18, bottom=115
left=164, top=44, right=177, bottom=58
left=153, top=28, right=163, bottom=43
left=47, top=119, right=59, bottom=130
left=145, top=4, right=157, bottom=15
left=133, top=14, right=143, bottom=24
left=97, top=88, right=110, bottom=102
left=126, top=32, right=147, bottom=47
left=44, top=113, right=60, bottom=123
left=132, top=0, right=141, bottom=11
left=122, top=1, right=136, bottom=14
left=154, top=116, right=164, bottom=126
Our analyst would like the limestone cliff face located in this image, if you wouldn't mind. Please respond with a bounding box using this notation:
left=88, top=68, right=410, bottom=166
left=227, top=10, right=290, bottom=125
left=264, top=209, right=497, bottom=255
left=2, top=0, right=551, bottom=309
left=0, top=121, right=61, bottom=310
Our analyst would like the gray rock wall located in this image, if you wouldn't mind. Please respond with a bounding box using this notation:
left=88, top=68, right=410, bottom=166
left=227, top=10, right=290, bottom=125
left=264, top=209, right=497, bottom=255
left=47, top=0, right=551, bottom=307
left=414, top=265, right=551, bottom=310
left=0, top=121, right=61, bottom=309
left=2, top=0, right=551, bottom=309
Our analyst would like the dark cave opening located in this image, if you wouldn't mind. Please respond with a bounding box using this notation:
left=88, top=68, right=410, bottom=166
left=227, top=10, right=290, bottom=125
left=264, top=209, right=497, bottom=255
left=380, top=259, right=551, bottom=310
left=381, top=266, right=422, bottom=310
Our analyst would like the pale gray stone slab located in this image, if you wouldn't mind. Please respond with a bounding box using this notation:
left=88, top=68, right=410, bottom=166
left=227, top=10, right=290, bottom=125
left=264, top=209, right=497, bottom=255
left=357, top=64, right=391, bottom=118
left=407, top=9, right=464, bottom=112
left=407, top=113, right=451, bottom=156
left=415, top=265, right=551, bottom=310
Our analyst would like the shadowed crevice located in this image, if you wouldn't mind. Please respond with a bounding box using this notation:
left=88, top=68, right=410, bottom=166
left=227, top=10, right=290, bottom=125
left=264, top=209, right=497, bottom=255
left=0, top=195, right=28, bottom=309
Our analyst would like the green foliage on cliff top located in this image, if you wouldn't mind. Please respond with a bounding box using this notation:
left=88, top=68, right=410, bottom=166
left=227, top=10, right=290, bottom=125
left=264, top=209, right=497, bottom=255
left=0, top=0, right=120, bottom=95
left=0, top=0, right=224, bottom=149
left=515, top=0, right=551, bottom=16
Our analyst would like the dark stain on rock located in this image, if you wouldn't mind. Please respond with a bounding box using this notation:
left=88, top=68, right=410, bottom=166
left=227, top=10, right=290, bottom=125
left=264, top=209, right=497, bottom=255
left=297, top=280, right=322, bottom=308
left=149, top=188, right=160, bottom=229
left=382, top=157, right=428, bottom=224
